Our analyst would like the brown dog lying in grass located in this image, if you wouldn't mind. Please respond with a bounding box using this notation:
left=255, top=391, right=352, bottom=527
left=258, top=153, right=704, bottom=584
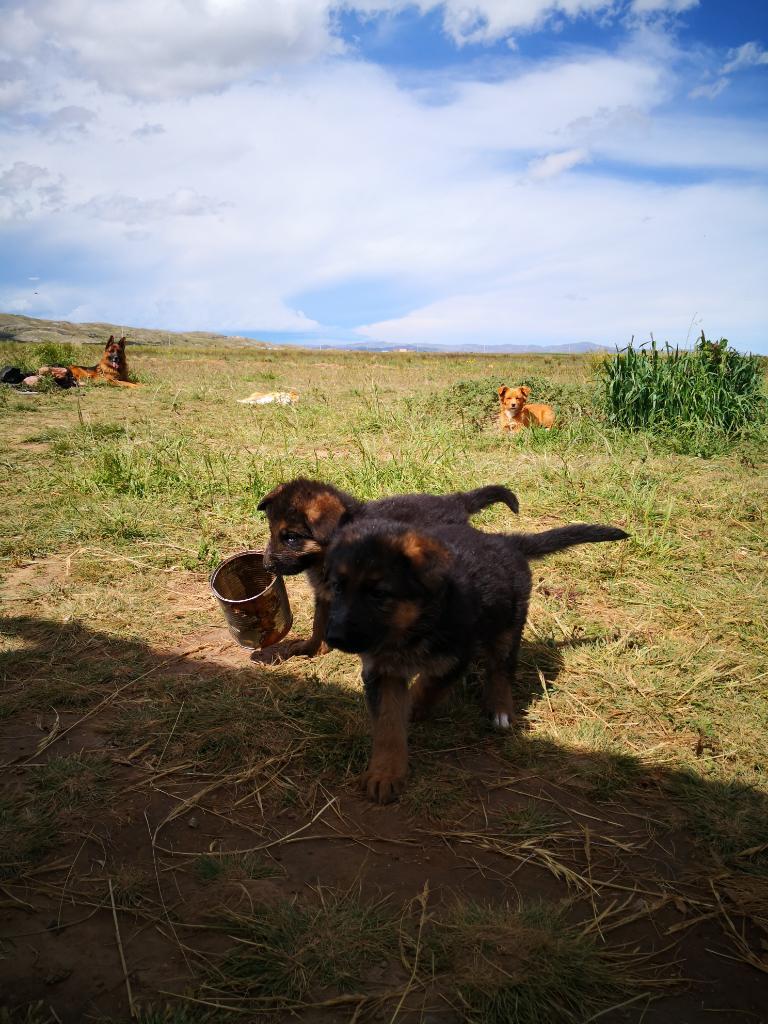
left=255, top=478, right=519, bottom=663
left=323, top=518, right=628, bottom=803
left=59, top=335, right=140, bottom=388
left=498, top=385, right=555, bottom=432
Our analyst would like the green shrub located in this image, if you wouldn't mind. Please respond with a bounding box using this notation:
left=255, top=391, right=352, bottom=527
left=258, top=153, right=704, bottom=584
left=27, top=342, right=81, bottom=368
left=598, top=334, right=767, bottom=436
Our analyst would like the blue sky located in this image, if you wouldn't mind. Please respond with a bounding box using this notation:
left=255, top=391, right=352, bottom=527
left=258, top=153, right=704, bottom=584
left=1, top=0, right=766, bottom=351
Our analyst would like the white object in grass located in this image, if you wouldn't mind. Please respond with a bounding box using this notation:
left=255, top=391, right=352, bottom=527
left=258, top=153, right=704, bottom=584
left=237, top=390, right=299, bottom=405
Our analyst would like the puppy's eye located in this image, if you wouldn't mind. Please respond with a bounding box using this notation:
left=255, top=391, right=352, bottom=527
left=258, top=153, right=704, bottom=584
left=281, top=532, right=304, bottom=547
left=369, top=583, right=392, bottom=600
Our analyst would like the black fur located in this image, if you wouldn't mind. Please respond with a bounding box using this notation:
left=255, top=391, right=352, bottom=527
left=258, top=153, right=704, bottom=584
left=325, top=518, right=629, bottom=702
left=254, top=477, right=519, bottom=662
left=364, top=483, right=519, bottom=520
left=324, top=516, right=628, bottom=801
left=257, top=477, right=519, bottom=578
left=511, top=524, right=628, bottom=559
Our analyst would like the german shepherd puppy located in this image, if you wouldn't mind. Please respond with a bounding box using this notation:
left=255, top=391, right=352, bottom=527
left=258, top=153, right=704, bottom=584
left=255, top=478, right=520, bottom=662
left=324, top=519, right=628, bottom=802
left=68, top=336, right=139, bottom=387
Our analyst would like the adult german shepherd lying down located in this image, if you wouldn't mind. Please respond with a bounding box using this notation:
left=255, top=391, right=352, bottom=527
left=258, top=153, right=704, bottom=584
left=66, top=335, right=139, bottom=387
left=255, top=478, right=519, bottom=662
left=323, top=519, right=629, bottom=803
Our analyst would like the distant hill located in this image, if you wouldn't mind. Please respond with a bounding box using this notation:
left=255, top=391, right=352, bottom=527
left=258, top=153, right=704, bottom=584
left=0, top=312, right=264, bottom=350
left=0, top=312, right=609, bottom=354
left=302, top=339, right=608, bottom=354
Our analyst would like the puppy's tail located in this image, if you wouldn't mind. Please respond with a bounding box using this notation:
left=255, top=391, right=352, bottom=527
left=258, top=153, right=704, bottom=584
left=515, top=524, right=628, bottom=558
left=463, top=484, right=520, bottom=515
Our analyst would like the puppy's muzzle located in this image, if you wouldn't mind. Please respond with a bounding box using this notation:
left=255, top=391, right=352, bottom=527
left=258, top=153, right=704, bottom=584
left=325, top=611, right=367, bottom=653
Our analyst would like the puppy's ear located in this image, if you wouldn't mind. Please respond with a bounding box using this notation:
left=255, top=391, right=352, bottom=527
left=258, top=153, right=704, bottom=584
left=400, top=531, right=449, bottom=589
left=118, top=336, right=126, bottom=347
left=305, top=492, right=349, bottom=543
left=107, top=335, right=114, bottom=344
left=257, top=483, right=285, bottom=512
left=497, top=385, right=508, bottom=397
left=520, top=386, right=531, bottom=397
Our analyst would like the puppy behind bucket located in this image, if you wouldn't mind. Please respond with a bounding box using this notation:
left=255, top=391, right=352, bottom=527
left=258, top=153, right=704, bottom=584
left=210, top=550, right=293, bottom=649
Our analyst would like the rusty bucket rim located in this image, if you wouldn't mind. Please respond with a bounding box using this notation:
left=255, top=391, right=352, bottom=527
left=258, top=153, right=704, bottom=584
left=209, top=548, right=279, bottom=605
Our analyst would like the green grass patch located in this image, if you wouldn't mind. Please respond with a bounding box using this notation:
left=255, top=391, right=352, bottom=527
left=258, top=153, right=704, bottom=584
left=193, top=852, right=282, bottom=885
left=432, top=899, right=647, bottom=1024
left=206, top=887, right=396, bottom=1003
left=0, top=754, right=113, bottom=879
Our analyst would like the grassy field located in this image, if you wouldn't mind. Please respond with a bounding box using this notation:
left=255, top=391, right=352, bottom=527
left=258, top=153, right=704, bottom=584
left=1, top=336, right=767, bottom=1024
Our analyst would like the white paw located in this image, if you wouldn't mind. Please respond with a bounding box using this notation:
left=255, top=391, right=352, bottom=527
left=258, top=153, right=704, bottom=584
left=493, top=712, right=510, bottom=729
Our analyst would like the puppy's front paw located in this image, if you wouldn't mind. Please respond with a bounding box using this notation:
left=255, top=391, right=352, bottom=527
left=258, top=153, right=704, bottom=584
left=251, top=637, right=321, bottom=665
left=359, top=767, right=406, bottom=804
left=492, top=711, right=511, bottom=729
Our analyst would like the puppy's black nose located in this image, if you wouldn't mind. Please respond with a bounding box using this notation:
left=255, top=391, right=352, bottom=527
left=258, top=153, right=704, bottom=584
left=325, top=628, right=343, bottom=649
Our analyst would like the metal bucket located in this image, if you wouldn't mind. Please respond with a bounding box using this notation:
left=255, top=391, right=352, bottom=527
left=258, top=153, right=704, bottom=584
left=210, top=550, right=293, bottom=650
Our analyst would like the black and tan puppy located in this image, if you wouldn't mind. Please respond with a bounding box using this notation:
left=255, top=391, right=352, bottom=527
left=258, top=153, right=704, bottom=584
left=255, top=478, right=520, bottom=662
left=323, top=519, right=628, bottom=803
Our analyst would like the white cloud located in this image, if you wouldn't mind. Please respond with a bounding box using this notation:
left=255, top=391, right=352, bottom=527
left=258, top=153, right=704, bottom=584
left=630, top=0, right=697, bottom=12
left=0, top=60, right=29, bottom=111
left=688, top=77, right=729, bottom=101
left=1, top=0, right=342, bottom=99
left=354, top=178, right=767, bottom=347
left=423, top=1, right=614, bottom=45
left=354, top=2, right=698, bottom=47
left=528, top=148, right=589, bottom=179
left=0, top=161, right=48, bottom=193
left=0, top=0, right=705, bottom=100
left=722, top=41, right=768, bottom=75
left=43, top=105, right=96, bottom=134
left=571, top=113, right=768, bottom=172
left=0, top=161, right=66, bottom=217
left=132, top=123, right=166, bottom=139
left=689, top=40, right=768, bottom=102
left=78, top=189, right=229, bottom=225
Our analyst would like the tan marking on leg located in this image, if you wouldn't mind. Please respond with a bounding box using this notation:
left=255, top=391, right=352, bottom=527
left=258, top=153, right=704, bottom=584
left=483, top=668, right=514, bottom=727
left=361, top=677, right=410, bottom=804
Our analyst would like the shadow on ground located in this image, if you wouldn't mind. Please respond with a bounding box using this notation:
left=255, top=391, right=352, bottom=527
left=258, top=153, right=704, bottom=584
left=1, top=614, right=766, bottom=1023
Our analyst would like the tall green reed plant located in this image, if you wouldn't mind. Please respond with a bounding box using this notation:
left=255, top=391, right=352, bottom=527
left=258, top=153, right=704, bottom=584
left=598, top=334, right=766, bottom=435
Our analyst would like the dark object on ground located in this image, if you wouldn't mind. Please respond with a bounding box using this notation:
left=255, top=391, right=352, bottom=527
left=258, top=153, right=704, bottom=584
left=1, top=365, right=79, bottom=389
left=1, top=366, right=34, bottom=385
